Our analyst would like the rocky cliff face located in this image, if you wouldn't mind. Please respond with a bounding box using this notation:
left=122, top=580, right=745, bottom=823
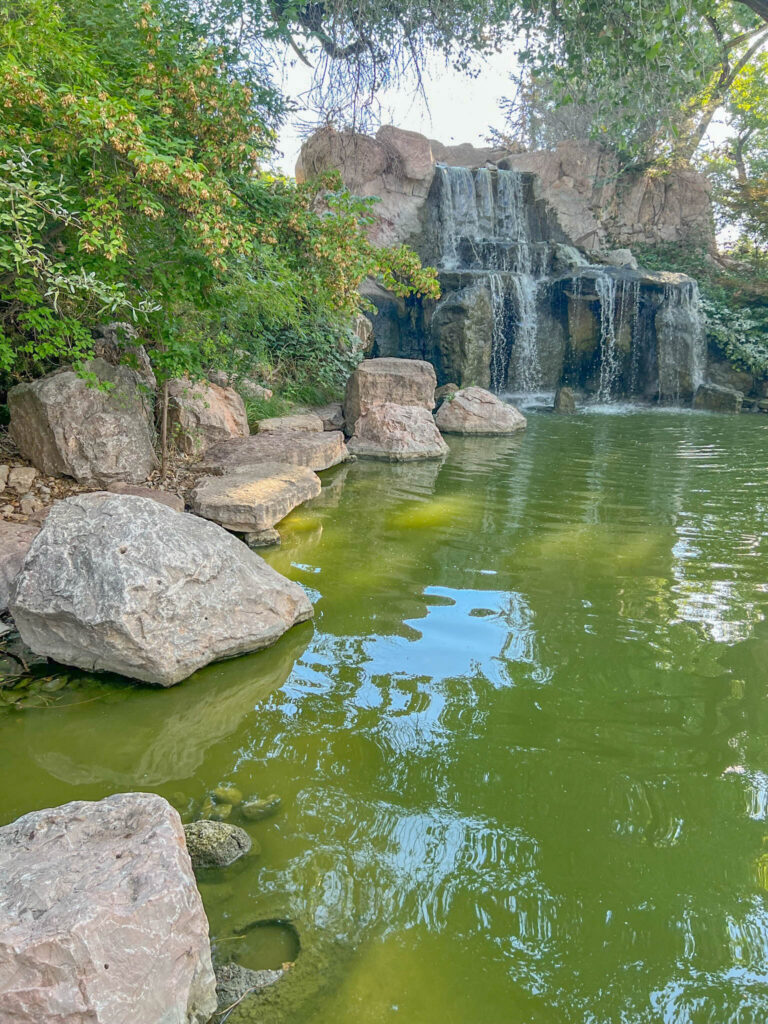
left=299, top=127, right=711, bottom=401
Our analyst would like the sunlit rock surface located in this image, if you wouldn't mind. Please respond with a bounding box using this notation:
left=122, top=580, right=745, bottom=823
left=10, top=492, right=313, bottom=685
left=0, top=792, right=216, bottom=1024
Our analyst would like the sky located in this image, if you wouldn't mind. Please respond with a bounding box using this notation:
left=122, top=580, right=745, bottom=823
left=273, top=49, right=518, bottom=177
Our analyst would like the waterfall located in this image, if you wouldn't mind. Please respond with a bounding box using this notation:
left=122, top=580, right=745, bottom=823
left=433, top=165, right=544, bottom=392
left=595, top=273, right=620, bottom=402
left=656, top=281, right=707, bottom=402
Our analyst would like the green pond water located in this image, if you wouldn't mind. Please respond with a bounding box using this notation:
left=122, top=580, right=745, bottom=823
left=2, top=408, right=768, bottom=1023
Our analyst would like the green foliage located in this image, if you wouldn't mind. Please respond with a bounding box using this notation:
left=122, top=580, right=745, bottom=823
left=700, top=295, right=768, bottom=375
left=0, top=0, right=438, bottom=394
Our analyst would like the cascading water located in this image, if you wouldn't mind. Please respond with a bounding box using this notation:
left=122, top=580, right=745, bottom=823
left=432, top=165, right=545, bottom=393
left=656, top=281, right=707, bottom=403
left=390, top=160, right=711, bottom=404
left=595, top=273, right=620, bottom=402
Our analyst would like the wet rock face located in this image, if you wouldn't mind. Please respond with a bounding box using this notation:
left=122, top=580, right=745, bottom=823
left=184, top=820, right=252, bottom=870
left=167, top=378, right=249, bottom=455
left=554, top=386, right=577, bottom=414
left=8, top=359, right=156, bottom=485
left=343, top=358, right=437, bottom=435
left=347, top=403, right=449, bottom=461
left=189, top=462, right=322, bottom=533
left=9, top=492, right=313, bottom=685
left=0, top=792, right=216, bottom=1024
left=435, top=387, right=527, bottom=435
left=693, top=382, right=744, bottom=413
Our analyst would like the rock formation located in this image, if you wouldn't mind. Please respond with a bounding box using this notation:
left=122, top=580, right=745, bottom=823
left=0, top=792, right=216, bottom=1024
left=0, top=521, right=38, bottom=614
left=347, top=403, right=449, bottom=460
left=8, top=359, right=156, bottom=485
left=10, top=492, right=313, bottom=685
left=167, top=377, right=249, bottom=454
left=298, top=126, right=716, bottom=404
left=434, top=387, right=527, bottom=434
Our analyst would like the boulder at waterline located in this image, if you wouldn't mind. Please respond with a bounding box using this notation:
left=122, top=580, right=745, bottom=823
left=347, top=403, right=449, bottom=460
left=258, top=412, right=324, bottom=434
left=8, top=359, right=156, bottom=485
left=189, top=463, right=321, bottom=533
left=0, top=792, right=216, bottom=1024
left=0, top=521, right=38, bottom=614
left=196, top=430, right=348, bottom=475
left=554, top=386, right=577, bottom=414
left=344, top=357, right=437, bottom=435
left=693, top=382, right=744, bottom=414
left=9, top=492, right=313, bottom=686
left=184, top=820, right=253, bottom=869
left=245, top=526, right=282, bottom=548
left=435, top=387, right=527, bottom=435
left=167, top=377, right=249, bottom=454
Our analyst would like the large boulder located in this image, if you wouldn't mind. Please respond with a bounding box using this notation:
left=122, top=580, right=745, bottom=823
left=8, top=360, right=156, bottom=485
left=347, top=403, right=449, bottom=460
left=344, top=358, right=437, bottom=434
left=0, top=521, right=38, bottom=614
left=197, top=431, right=348, bottom=475
left=435, top=387, right=527, bottom=434
left=167, top=378, right=249, bottom=455
left=9, top=492, right=313, bottom=685
left=693, top=382, right=744, bottom=414
left=189, top=463, right=321, bottom=533
left=0, top=792, right=216, bottom=1024
left=554, top=386, right=577, bottom=414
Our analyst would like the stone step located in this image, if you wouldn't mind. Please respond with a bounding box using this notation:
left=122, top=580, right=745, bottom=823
left=189, top=463, right=321, bottom=533
left=195, top=430, right=348, bottom=475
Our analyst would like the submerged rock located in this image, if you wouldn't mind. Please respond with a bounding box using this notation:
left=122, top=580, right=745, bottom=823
left=554, top=386, right=577, bottom=414
left=245, top=526, right=282, bottom=548
left=240, top=794, right=282, bottom=822
left=435, top=387, right=527, bottom=434
left=344, top=358, right=437, bottom=435
left=184, top=820, right=254, bottom=869
left=693, top=382, right=744, bottom=414
left=347, top=403, right=449, bottom=461
left=9, top=492, right=313, bottom=686
left=189, top=463, right=321, bottom=533
left=214, top=962, right=284, bottom=1012
left=8, top=359, right=156, bottom=485
left=167, top=377, right=249, bottom=454
left=0, top=792, right=216, bottom=1024
left=197, top=431, right=348, bottom=475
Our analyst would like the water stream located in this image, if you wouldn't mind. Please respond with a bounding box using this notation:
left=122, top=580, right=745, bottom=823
left=2, top=411, right=767, bottom=1023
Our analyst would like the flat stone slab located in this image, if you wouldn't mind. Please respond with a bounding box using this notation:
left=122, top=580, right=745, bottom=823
left=196, top=430, right=348, bottom=475
left=435, top=387, right=527, bottom=434
left=0, top=793, right=216, bottom=1024
left=258, top=413, right=323, bottom=434
left=189, top=462, right=321, bottom=532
